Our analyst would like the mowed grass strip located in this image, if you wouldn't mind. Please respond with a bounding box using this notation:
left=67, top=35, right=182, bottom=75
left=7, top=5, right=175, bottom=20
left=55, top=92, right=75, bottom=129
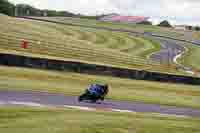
left=0, top=14, right=158, bottom=60
left=0, top=66, right=200, bottom=109
left=0, top=106, right=200, bottom=133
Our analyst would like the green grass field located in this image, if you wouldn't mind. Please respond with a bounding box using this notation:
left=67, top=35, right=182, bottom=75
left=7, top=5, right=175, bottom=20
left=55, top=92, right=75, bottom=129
left=0, top=66, right=200, bottom=109
left=0, top=14, right=182, bottom=75
left=192, top=31, right=200, bottom=40
left=0, top=106, right=200, bottom=133
left=1, top=14, right=200, bottom=133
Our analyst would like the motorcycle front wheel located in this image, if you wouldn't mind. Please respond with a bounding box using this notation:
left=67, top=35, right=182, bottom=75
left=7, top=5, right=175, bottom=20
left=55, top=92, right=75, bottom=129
left=78, top=93, right=89, bottom=102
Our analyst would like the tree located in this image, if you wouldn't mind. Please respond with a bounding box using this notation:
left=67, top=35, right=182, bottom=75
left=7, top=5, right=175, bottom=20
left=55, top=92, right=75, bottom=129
left=137, top=20, right=152, bottom=25
left=0, top=0, right=15, bottom=16
left=195, top=26, right=200, bottom=31
left=16, top=4, right=42, bottom=16
left=158, top=20, right=172, bottom=28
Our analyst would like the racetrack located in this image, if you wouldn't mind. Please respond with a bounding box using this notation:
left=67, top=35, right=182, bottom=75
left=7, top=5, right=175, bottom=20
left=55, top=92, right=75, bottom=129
left=0, top=16, right=200, bottom=119
left=1, top=90, right=200, bottom=117
left=148, top=36, right=185, bottom=63
left=144, top=35, right=196, bottom=74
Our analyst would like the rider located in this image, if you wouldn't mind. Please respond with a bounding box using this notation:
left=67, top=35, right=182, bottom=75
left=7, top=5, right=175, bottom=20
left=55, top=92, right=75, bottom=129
left=87, top=84, right=108, bottom=99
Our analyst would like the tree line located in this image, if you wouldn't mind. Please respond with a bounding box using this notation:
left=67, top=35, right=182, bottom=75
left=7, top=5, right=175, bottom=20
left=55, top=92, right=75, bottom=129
left=0, top=0, right=109, bottom=19
left=0, top=0, right=199, bottom=30
left=0, top=0, right=15, bottom=16
left=0, top=0, right=76, bottom=17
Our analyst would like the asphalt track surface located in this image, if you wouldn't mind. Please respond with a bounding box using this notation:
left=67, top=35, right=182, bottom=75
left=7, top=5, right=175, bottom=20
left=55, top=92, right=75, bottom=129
left=147, top=35, right=195, bottom=74
left=0, top=90, right=200, bottom=117
left=149, top=36, right=185, bottom=63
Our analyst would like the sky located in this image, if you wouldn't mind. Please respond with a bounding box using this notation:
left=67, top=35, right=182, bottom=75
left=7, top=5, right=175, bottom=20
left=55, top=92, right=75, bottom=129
left=9, top=0, right=200, bottom=26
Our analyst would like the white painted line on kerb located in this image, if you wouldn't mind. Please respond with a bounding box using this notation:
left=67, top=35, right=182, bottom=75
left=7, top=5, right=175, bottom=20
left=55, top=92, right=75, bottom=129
left=9, top=101, right=44, bottom=107
left=173, top=46, right=195, bottom=75
left=173, top=46, right=187, bottom=66
left=64, top=105, right=96, bottom=111
left=173, top=52, right=183, bottom=64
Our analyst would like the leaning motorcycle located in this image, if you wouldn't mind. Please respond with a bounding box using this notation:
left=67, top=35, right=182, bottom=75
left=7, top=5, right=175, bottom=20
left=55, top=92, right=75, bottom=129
left=78, top=90, right=105, bottom=103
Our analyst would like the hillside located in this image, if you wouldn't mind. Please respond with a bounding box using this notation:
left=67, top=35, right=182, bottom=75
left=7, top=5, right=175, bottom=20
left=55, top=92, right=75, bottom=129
left=26, top=16, right=200, bottom=74
left=0, top=14, right=182, bottom=74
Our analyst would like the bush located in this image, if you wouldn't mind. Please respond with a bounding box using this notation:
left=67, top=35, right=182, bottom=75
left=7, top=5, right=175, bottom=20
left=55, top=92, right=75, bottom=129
left=137, top=21, right=152, bottom=25
left=195, top=26, right=200, bottom=31
left=158, top=20, right=172, bottom=28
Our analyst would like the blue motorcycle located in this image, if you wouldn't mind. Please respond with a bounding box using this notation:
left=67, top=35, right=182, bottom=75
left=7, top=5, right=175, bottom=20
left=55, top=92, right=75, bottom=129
left=78, top=84, right=109, bottom=103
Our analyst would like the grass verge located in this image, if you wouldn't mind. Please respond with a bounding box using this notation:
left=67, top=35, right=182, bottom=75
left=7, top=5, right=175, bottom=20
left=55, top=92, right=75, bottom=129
left=0, top=106, right=200, bottom=133
left=178, top=44, right=200, bottom=70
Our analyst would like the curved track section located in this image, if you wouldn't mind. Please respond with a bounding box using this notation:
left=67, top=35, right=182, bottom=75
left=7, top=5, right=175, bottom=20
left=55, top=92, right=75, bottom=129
left=148, top=36, right=184, bottom=63
left=146, top=35, right=195, bottom=74
left=0, top=90, right=200, bottom=117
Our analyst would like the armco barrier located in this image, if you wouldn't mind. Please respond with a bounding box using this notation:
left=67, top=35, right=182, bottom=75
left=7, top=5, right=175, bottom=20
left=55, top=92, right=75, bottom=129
left=0, top=53, right=200, bottom=85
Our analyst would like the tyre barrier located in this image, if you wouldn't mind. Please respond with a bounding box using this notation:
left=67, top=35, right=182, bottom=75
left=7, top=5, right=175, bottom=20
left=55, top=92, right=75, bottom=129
left=0, top=53, right=200, bottom=85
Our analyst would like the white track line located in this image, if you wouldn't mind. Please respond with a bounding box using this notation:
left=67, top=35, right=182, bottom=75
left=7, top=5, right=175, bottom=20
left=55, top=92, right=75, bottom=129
left=63, top=105, right=188, bottom=118
left=173, top=46, right=195, bottom=75
left=0, top=101, right=189, bottom=118
left=112, top=109, right=134, bottom=113
left=173, top=51, right=183, bottom=64
left=173, top=45, right=187, bottom=64
left=9, top=101, right=44, bottom=107
left=152, top=113, right=188, bottom=118
left=64, top=105, right=95, bottom=111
